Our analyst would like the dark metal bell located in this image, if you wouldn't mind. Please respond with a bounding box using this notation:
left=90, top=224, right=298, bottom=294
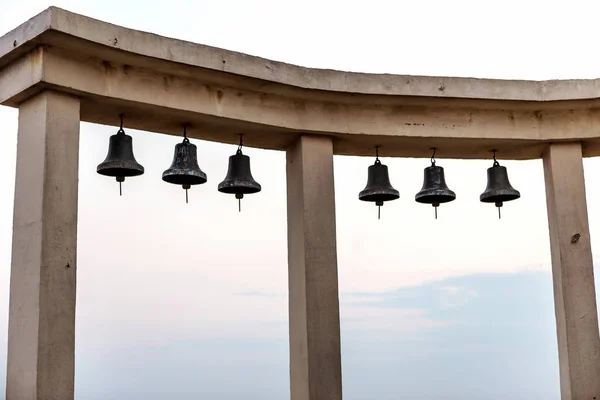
left=97, top=119, right=144, bottom=196
left=218, top=148, right=261, bottom=212
left=162, top=136, right=207, bottom=203
left=359, top=157, right=399, bottom=219
left=415, top=164, right=456, bottom=219
left=480, top=159, right=520, bottom=219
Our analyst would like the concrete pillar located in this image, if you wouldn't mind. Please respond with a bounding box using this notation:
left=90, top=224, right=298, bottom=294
left=6, top=91, right=80, bottom=400
left=543, top=142, right=600, bottom=400
left=286, top=135, right=342, bottom=400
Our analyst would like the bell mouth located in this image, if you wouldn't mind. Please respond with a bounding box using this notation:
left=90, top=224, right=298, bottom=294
left=162, top=173, right=207, bottom=186
left=480, top=193, right=520, bottom=203
left=97, top=166, right=144, bottom=177
left=415, top=194, right=456, bottom=204
left=358, top=190, right=400, bottom=203
left=218, top=181, right=262, bottom=195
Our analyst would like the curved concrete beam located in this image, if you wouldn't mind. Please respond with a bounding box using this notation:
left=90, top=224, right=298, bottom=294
left=2, top=6, right=600, bottom=159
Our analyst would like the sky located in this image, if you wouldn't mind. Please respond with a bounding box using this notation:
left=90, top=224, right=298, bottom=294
left=1, top=0, right=600, bottom=399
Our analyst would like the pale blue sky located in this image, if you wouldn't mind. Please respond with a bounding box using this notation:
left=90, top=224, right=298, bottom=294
left=1, top=1, right=600, bottom=399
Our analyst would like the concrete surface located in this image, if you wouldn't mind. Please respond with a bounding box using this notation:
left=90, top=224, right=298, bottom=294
left=287, top=136, right=342, bottom=400
left=7, top=91, right=80, bottom=400
left=543, top=143, right=600, bottom=400
left=2, top=8, right=600, bottom=158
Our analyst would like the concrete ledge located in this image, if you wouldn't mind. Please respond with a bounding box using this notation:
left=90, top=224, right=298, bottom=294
left=2, top=7, right=600, bottom=159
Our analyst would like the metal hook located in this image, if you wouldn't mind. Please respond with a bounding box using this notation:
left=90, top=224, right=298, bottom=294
left=430, top=148, right=437, bottom=165
left=117, top=114, right=125, bottom=134
left=233, top=133, right=245, bottom=155
left=492, top=149, right=499, bottom=166
left=374, top=146, right=381, bottom=164
left=182, top=126, right=190, bottom=143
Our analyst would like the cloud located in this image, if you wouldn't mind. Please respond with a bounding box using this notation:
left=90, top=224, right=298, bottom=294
left=341, top=306, right=449, bottom=333
left=438, top=285, right=479, bottom=309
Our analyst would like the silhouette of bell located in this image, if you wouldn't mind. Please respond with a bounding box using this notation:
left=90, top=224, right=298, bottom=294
left=480, top=153, right=520, bottom=219
left=359, top=147, right=399, bottom=219
left=415, top=149, right=456, bottom=219
left=162, top=128, right=207, bottom=203
left=218, top=135, right=261, bottom=212
left=97, top=115, right=144, bottom=196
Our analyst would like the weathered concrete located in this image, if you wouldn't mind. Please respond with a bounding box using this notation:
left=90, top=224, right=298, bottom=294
left=6, top=91, right=80, bottom=400
left=287, top=136, right=342, bottom=400
left=543, top=142, right=600, bottom=400
left=3, top=7, right=600, bottom=102
left=3, top=8, right=600, bottom=158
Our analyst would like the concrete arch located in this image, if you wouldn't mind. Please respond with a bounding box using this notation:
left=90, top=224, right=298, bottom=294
left=3, top=7, right=600, bottom=160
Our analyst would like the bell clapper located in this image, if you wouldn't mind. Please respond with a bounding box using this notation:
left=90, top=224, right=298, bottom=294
left=376, top=200, right=383, bottom=220
left=183, top=183, right=191, bottom=204
left=433, top=202, right=439, bottom=219
left=116, top=176, right=124, bottom=196
left=496, top=201, right=503, bottom=219
left=236, top=193, right=244, bottom=212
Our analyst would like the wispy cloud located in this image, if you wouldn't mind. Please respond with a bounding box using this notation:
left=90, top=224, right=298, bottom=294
left=341, top=306, right=449, bottom=333
left=438, top=285, right=478, bottom=309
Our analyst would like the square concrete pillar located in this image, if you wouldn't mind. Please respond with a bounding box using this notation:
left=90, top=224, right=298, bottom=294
left=543, top=142, right=600, bottom=400
left=286, top=135, right=343, bottom=400
left=6, top=91, right=80, bottom=400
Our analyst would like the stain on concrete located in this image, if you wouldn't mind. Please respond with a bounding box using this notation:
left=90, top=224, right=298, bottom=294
left=102, top=61, right=117, bottom=75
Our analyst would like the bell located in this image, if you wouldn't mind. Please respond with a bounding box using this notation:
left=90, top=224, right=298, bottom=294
left=162, top=129, right=207, bottom=203
left=218, top=135, right=261, bottom=212
left=97, top=115, right=144, bottom=196
left=359, top=147, right=399, bottom=219
left=480, top=154, right=520, bottom=219
left=415, top=149, right=456, bottom=219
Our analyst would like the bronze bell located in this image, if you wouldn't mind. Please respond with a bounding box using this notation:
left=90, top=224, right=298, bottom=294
left=97, top=115, right=144, bottom=196
left=162, top=128, right=207, bottom=203
left=415, top=148, right=456, bottom=219
left=480, top=151, right=520, bottom=219
left=359, top=147, right=399, bottom=219
left=218, top=134, right=261, bottom=212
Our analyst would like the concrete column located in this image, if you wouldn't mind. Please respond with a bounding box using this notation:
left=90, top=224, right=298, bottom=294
left=286, top=135, right=342, bottom=400
left=543, top=142, right=600, bottom=400
left=6, top=91, right=80, bottom=400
